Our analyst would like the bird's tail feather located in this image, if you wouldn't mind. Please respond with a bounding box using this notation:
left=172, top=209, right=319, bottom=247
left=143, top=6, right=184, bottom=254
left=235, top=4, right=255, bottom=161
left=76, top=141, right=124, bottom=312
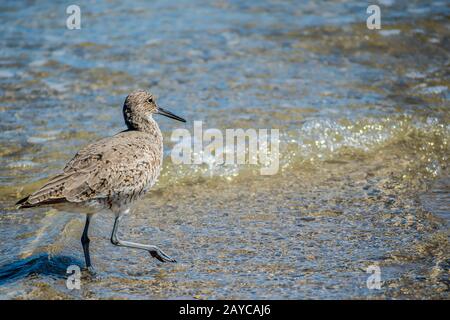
left=16, top=195, right=67, bottom=209
left=16, top=195, right=32, bottom=208
left=15, top=173, right=73, bottom=209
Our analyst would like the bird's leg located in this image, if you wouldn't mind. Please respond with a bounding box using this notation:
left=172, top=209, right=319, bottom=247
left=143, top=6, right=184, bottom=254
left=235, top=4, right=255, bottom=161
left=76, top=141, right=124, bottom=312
left=81, top=214, right=94, bottom=271
left=110, top=215, right=176, bottom=263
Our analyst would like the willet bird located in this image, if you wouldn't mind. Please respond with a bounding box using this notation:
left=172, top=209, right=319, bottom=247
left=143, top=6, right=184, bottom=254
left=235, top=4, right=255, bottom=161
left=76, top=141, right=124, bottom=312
left=16, top=90, right=186, bottom=270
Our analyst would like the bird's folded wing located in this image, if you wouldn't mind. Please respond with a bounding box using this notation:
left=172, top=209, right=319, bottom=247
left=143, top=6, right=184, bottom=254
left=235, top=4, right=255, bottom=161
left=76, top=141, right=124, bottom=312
left=25, top=162, right=102, bottom=205
left=26, top=135, right=155, bottom=205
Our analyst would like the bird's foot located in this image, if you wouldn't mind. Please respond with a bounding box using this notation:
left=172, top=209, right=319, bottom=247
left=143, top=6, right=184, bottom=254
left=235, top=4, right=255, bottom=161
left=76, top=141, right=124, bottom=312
left=87, top=266, right=97, bottom=275
left=80, top=266, right=99, bottom=281
left=149, top=248, right=176, bottom=263
left=81, top=266, right=97, bottom=276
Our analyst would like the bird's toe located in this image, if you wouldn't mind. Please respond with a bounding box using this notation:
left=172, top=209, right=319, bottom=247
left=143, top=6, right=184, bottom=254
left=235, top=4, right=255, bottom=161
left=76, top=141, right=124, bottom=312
left=149, top=250, right=176, bottom=263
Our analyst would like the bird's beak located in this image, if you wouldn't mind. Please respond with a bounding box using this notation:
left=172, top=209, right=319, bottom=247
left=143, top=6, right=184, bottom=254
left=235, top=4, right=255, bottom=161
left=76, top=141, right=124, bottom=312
left=156, top=107, right=186, bottom=123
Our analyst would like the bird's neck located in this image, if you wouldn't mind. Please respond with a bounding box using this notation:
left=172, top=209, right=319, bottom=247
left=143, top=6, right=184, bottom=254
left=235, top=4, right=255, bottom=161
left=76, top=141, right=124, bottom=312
left=127, top=116, right=162, bottom=141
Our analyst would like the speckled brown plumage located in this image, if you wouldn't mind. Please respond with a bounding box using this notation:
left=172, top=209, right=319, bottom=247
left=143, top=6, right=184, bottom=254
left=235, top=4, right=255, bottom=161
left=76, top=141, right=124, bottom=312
left=18, top=129, right=163, bottom=212
left=16, top=90, right=186, bottom=268
left=17, top=91, right=163, bottom=214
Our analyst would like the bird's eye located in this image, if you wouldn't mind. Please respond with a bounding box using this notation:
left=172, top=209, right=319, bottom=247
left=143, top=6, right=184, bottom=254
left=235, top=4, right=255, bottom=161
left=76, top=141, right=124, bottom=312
left=147, top=98, right=153, bottom=103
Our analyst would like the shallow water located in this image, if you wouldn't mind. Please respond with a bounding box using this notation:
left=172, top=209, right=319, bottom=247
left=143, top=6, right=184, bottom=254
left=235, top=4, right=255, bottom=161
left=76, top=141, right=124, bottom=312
left=0, top=0, right=449, bottom=299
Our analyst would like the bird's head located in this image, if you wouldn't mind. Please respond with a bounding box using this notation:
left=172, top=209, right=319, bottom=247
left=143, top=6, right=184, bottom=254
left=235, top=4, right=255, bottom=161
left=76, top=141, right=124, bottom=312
left=123, top=90, right=186, bottom=130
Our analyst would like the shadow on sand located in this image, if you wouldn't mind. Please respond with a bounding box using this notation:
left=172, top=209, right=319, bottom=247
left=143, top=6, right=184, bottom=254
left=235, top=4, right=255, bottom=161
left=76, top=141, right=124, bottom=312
left=0, top=253, right=82, bottom=285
